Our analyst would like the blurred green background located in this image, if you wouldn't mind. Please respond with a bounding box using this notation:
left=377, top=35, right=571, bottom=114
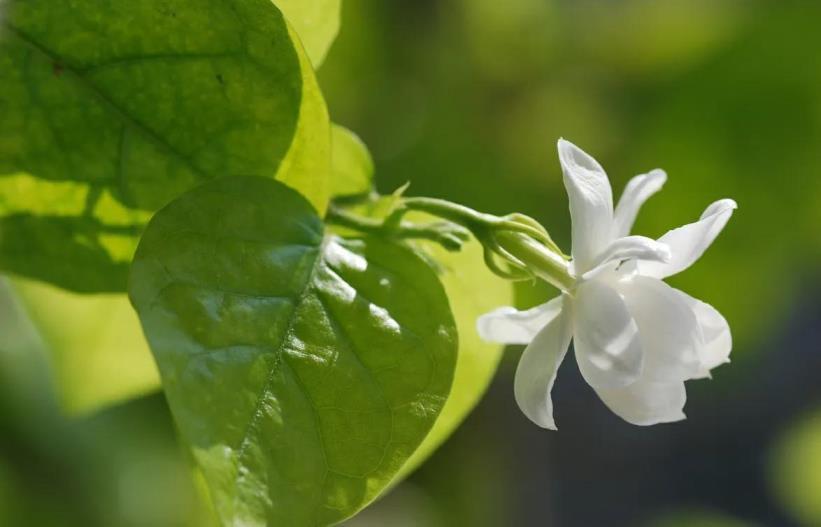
left=3, top=0, right=821, bottom=525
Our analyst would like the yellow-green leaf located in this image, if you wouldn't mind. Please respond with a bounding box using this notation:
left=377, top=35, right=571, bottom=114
left=331, top=124, right=374, bottom=198
left=8, top=276, right=159, bottom=414
left=274, top=0, right=341, bottom=68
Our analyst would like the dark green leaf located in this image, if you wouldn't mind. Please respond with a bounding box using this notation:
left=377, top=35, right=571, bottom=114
left=330, top=205, right=512, bottom=482
left=0, top=0, right=330, bottom=292
left=395, top=222, right=511, bottom=479
left=129, top=176, right=457, bottom=526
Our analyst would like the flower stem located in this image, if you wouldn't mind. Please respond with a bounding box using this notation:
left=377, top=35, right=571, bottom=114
left=398, top=197, right=498, bottom=229
left=329, top=195, right=574, bottom=290
left=326, top=204, right=470, bottom=251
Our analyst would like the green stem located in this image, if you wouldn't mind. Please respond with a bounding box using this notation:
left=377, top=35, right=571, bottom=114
left=399, top=198, right=565, bottom=255
left=329, top=196, right=574, bottom=290
left=326, top=204, right=385, bottom=233
left=399, top=197, right=497, bottom=230
left=326, top=204, right=470, bottom=251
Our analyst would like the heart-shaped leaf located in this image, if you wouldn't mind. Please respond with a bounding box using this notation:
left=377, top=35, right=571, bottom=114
left=334, top=203, right=512, bottom=483
left=394, top=227, right=510, bottom=479
left=129, top=176, right=457, bottom=526
left=0, top=0, right=330, bottom=292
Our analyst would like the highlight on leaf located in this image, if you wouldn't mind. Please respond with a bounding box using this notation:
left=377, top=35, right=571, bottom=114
left=129, top=176, right=458, bottom=526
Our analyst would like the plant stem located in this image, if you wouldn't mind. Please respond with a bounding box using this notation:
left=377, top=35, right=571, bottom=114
left=326, top=204, right=470, bottom=251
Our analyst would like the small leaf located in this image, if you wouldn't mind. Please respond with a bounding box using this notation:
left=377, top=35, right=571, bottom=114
left=0, top=0, right=330, bottom=291
left=274, top=0, right=342, bottom=68
left=129, top=176, right=457, bottom=526
left=331, top=124, right=374, bottom=198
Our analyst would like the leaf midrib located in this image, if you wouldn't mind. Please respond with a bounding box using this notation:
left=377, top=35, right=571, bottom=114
left=231, top=235, right=330, bottom=521
left=3, top=23, right=210, bottom=186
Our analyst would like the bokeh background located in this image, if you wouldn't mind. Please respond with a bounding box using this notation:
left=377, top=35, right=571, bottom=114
left=2, top=0, right=821, bottom=526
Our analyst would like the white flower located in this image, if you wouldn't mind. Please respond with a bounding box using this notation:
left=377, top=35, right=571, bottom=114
left=478, top=139, right=737, bottom=429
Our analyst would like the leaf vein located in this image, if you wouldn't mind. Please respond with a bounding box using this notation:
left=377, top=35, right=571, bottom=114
left=3, top=24, right=210, bottom=190
left=231, top=236, right=330, bottom=521
left=314, top=288, right=395, bottom=477
left=77, top=51, right=243, bottom=74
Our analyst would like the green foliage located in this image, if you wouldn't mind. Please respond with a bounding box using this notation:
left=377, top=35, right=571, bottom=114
left=331, top=124, right=374, bottom=198
left=273, top=21, right=331, bottom=215
left=9, top=277, right=159, bottom=414
left=275, top=0, right=341, bottom=68
left=323, top=0, right=821, bottom=354
left=391, top=215, right=510, bottom=480
left=627, top=4, right=821, bottom=347
left=0, top=174, right=148, bottom=292
left=328, top=188, right=511, bottom=487
left=0, top=282, right=215, bottom=527
left=327, top=124, right=510, bottom=482
left=0, top=0, right=330, bottom=292
left=129, top=176, right=457, bottom=526
left=2, top=1, right=820, bottom=525
left=769, top=411, right=821, bottom=526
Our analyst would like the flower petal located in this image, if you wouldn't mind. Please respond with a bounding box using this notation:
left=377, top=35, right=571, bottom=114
left=673, top=289, right=732, bottom=378
left=612, top=169, right=667, bottom=238
left=558, top=139, right=614, bottom=273
left=582, top=235, right=671, bottom=281
left=594, top=377, right=687, bottom=426
left=639, top=199, right=737, bottom=279
left=573, top=279, right=643, bottom=390
left=513, top=296, right=573, bottom=429
left=477, top=296, right=562, bottom=345
left=616, top=276, right=702, bottom=382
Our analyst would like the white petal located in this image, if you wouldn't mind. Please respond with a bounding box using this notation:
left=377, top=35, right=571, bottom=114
left=616, top=276, right=702, bottom=382
left=673, top=289, right=732, bottom=378
left=476, top=296, right=562, bottom=345
left=573, top=279, right=643, bottom=390
left=557, top=139, right=614, bottom=273
left=612, top=169, right=667, bottom=238
left=639, top=199, right=737, bottom=279
left=582, top=235, right=671, bottom=281
left=595, top=377, right=687, bottom=426
left=513, top=296, right=573, bottom=429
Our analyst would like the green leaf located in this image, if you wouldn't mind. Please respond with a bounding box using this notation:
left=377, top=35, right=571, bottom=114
left=274, top=22, right=331, bottom=215
left=329, top=202, right=512, bottom=487
left=0, top=0, right=330, bottom=292
left=274, top=0, right=341, bottom=68
left=5, top=275, right=160, bottom=415
left=129, top=176, right=457, bottom=526
left=0, top=174, right=150, bottom=292
left=331, top=124, right=374, bottom=198
left=390, top=213, right=512, bottom=481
